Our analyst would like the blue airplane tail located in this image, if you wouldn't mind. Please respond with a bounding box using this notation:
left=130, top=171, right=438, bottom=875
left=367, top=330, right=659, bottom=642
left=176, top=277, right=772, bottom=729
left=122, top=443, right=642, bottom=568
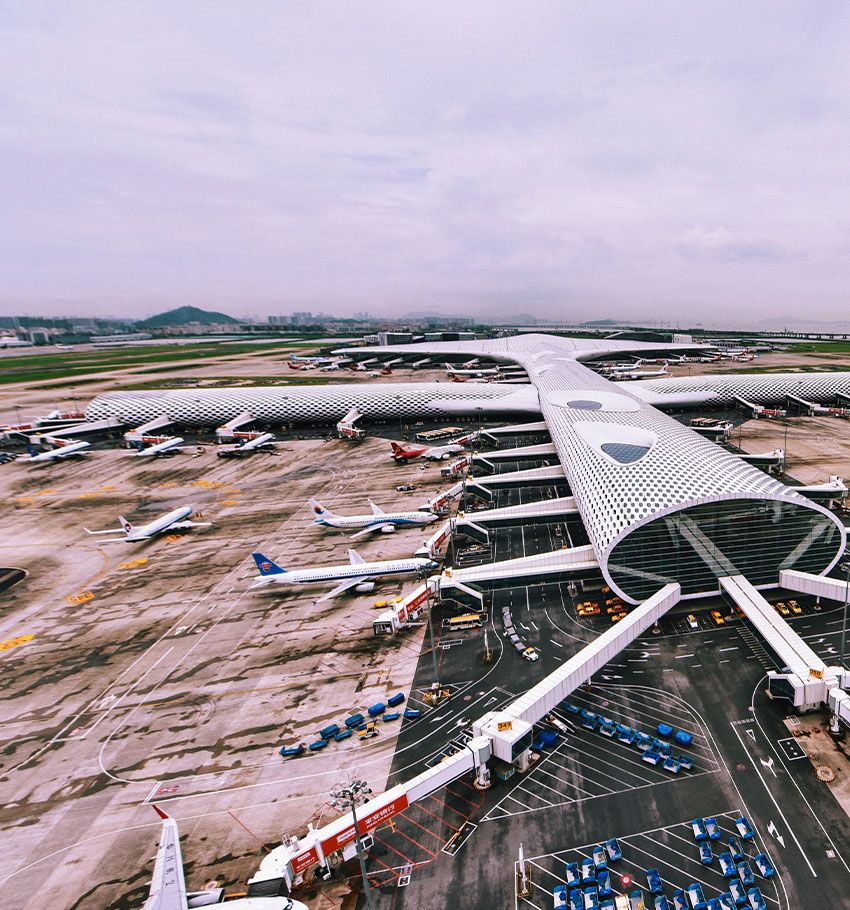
left=252, top=552, right=287, bottom=575
left=26, top=445, right=39, bottom=456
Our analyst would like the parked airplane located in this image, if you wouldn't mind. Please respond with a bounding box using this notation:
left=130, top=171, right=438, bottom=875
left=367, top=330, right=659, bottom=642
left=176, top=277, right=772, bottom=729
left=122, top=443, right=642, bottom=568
left=85, top=506, right=210, bottom=542
left=310, top=498, right=438, bottom=538
left=24, top=439, right=90, bottom=463
left=130, top=436, right=184, bottom=457
left=610, top=363, right=669, bottom=381
left=445, top=362, right=502, bottom=378
left=390, top=441, right=465, bottom=462
left=251, top=549, right=438, bottom=601
left=217, top=432, right=276, bottom=458
left=142, top=806, right=305, bottom=910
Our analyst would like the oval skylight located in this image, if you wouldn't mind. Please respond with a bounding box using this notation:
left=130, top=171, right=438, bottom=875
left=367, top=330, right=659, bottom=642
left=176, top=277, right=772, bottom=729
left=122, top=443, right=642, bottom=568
left=600, top=442, right=651, bottom=464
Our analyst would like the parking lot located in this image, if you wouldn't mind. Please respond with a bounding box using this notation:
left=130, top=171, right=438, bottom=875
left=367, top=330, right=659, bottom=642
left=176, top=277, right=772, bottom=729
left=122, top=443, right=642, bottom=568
left=518, top=810, right=781, bottom=910
left=485, top=684, right=719, bottom=821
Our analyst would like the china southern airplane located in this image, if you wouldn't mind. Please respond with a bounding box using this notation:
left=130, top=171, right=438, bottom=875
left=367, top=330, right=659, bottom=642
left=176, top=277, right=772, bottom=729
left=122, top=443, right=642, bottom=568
left=309, top=498, right=438, bottom=538
left=24, top=439, right=90, bottom=463
left=85, top=506, right=210, bottom=542
left=143, top=806, right=306, bottom=910
left=130, top=436, right=184, bottom=457
left=250, top=550, right=438, bottom=601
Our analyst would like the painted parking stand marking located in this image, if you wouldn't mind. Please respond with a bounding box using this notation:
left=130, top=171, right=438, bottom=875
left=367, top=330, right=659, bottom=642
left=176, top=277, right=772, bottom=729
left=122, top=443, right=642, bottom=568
left=776, top=737, right=807, bottom=761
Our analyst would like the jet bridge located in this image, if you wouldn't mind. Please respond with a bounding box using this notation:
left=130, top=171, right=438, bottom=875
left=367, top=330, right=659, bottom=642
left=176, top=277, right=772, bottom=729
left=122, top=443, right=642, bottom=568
left=123, top=414, right=173, bottom=444
left=719, top=574, right=838, bottom=710
left=216, top=410, right=256, bottom=442
left=453, top=496, right=578, bottom=537
left=470, top=442, right=557, bottom=473
left=474, top=583, right=681, bottom=764
left=444, top=545, right=598, bottom=588
left=481, top=420, right=549, bottom=444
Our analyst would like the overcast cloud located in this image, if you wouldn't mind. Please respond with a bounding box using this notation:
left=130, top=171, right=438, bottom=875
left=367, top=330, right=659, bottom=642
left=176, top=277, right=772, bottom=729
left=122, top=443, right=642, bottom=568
left=2, top=1, right=850, bottom=327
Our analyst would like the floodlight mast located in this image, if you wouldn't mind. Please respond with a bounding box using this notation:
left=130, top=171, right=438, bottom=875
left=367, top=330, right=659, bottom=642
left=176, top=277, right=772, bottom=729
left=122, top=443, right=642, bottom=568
left=330, top=779, right=375, bottom=910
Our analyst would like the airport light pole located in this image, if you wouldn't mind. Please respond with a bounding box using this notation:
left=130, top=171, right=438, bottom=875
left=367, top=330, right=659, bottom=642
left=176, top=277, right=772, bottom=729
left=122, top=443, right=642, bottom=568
left=330, top=780, right=375, bottom=910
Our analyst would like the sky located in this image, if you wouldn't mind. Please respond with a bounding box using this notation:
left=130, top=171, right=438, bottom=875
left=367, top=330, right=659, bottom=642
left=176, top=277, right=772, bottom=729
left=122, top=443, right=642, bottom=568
left=3, top=1, right=850, bottom=328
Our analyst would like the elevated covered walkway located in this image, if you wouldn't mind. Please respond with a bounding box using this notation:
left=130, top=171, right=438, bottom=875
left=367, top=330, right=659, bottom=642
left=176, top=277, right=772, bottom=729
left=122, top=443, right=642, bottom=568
left=444, top=544, right=598, bottom=588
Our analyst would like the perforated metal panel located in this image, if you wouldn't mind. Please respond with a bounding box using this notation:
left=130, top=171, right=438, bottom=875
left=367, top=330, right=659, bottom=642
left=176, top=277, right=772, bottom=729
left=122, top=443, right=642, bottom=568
left=631, top=371, right=850, bottom=404
left=85, top=383, right=540, bottom=427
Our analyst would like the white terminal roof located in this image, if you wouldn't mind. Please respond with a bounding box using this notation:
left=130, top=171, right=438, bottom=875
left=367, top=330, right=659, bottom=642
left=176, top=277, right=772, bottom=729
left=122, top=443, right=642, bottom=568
left=86, top=333, right=849, bottom=600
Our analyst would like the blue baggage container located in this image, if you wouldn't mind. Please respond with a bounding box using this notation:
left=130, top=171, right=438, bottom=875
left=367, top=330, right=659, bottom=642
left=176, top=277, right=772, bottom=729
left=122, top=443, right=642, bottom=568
left=387, top=693, right=405, bottom=707
left=345, top=713, right=364, bottom=728
left=334, top=729, right=353, bottom=742
left=404, top=707, right=421, bottom=718
left=674, top=729, right=693, bottom=747
left=383, top=711, right=400, bottom=722
left=280, top=744, right=304, bottom=757
left=539, top=730, right=559, bottom=747
left=656, top=722, right=674, bottom=738
left=368, top=703, right=386, bottom=717
left=318, top=724, right=340, bottom=740
left=309, top=739, right=329, bottom=751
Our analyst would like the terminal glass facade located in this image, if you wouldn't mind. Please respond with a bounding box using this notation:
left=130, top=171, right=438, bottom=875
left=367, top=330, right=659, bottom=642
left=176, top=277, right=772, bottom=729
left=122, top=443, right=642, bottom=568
left=608, top=498, right=843, bottom=602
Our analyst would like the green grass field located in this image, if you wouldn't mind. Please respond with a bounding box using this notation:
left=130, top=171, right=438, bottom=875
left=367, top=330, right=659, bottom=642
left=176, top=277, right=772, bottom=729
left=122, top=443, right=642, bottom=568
left=0, top=340, right=322, bottom=386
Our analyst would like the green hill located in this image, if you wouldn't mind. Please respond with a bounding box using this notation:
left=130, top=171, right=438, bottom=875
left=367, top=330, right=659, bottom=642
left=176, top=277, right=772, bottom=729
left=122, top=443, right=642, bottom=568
left=137, top=306, right=240, bottom=328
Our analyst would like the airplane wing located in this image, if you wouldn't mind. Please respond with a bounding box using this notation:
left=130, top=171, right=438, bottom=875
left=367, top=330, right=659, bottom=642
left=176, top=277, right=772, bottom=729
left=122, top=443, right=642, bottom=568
left=315, top=575, right=370, bottom=603
left=348, top=548, right=365, bottom=565
left=349, top=523, right=394, bottom=539
left=143, top=808, right=187, bottom=910
left=83, top=527, right=125, bottom=535
left=169, top=521, right=212, bottom=530
left=368, top=500, right=386, bottom=516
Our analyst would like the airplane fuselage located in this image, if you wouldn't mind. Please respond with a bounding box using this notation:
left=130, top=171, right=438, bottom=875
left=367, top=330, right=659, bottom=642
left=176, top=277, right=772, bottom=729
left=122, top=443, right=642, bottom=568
left=315, top=511, right=437, bottom=531
left=125, top=506, right=194, bottom=541
left=253, top=557, right=435, bottom=587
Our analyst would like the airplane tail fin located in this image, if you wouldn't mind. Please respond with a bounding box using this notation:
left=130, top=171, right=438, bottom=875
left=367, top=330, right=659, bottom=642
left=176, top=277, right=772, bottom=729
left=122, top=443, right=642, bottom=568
left=445, top=362, right=455, bottom=372
left=26, top=445, right=38, bottom=456
left=309, top=498, right=334, bottom=519
left=252, top=552, right=287, bottom=575
left=118, top=516, right=134, bottom=533
left=661, top=364, right=668, bottom=374
left=390, top=442, right=404, bottom=456
left=133, top=441, right=144, bottom=452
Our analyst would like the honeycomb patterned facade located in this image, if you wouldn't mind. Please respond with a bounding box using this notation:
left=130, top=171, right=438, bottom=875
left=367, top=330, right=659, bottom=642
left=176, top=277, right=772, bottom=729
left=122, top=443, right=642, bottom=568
left=85, top=335, right=848, bottom=602
left=85, top=383, right=540, bottom=427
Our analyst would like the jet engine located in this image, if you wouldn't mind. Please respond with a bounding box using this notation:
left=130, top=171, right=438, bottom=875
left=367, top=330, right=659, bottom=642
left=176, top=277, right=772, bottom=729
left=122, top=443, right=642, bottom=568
left=355, top=582, right=375, bottom=593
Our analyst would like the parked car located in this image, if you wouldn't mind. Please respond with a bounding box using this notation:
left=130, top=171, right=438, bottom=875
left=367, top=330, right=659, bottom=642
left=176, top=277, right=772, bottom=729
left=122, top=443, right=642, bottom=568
left=565, top=862, right=581, bottom=886
left=753, top=854, right=775, bottom=878
left=704, top=817, right=721, bottom=839
left=581, top=858, right=596, bottom=884
left=736, top=861, right=755, bottom=887
left=719, top=852, right=737, bottom=877
left=728, top=835, right=746, bottom=861
left=592, top=845, right=607, bottom=870
left=728, top=879, right=747, bottom=906
left=699, top=842, right=713, bottom=865
left=746, top=888, right=766, bottom=910
left=605, top=838, right=623, bottom=862
left=691, top=817, right=709, bottom=841
left=685, top=883, right=707, bottom=910
left=710, top=610, right=725, bottom=625
left=647, top=868, right=663, bottom=894
left=396, top=484, right=416, bottom=492
left=735, top=816, right=755, bottom=840
left=554, top=885, right=568, bottom=909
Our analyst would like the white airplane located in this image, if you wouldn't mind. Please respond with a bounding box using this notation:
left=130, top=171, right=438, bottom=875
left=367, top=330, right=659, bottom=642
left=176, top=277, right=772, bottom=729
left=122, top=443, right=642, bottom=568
left=142, top=806, right=306, bottom=910
left=217, top=432, right=276, bottom=458
left=445, top=362, right=502, bottom=378
left=390, top=441, right=466, bottom=462
left=85, top=506, right=210, bottom=542
left=610, top=363, right=669, bottom=381
left=24, top=439, right=90, bottom=463
left=310, top=498, right=438, bottom=538
left=251, top=549, right=438, bottom=601
left=130, top=436, right=184, bottom=457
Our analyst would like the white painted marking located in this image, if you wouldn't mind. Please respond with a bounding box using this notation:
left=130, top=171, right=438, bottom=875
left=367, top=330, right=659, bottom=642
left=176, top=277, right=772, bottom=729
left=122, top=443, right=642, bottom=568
left=767, top=820, right=786, bottom=848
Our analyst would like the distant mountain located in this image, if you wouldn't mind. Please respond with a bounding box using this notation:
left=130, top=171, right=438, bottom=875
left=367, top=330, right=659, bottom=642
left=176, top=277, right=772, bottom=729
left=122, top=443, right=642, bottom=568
left=137, top=306, right=240, bottom=328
